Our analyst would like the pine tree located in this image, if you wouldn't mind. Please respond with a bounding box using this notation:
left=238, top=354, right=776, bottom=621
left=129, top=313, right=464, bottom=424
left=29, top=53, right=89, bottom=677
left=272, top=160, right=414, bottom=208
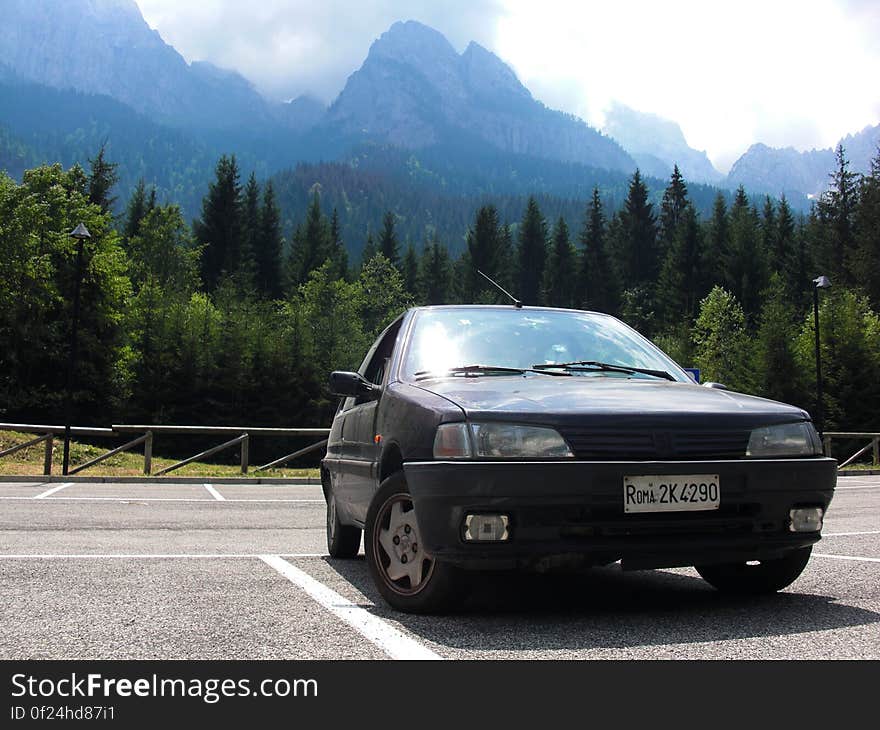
left=657, top=165, right=689, bottom=258
left=402, top=243, right=419, bottom=295
left=419, top=238, right=452, bottom=305
left=256, top=181, right=283, bottom=299
left=726, top=186, right=767, bottom=322
left=124, top=179, right=148, bottom=240
left=817, top=144, right=860, bottom=285
left=851, top=151, right=880, bottom=307
left=361, top=232, right=378, bottom=270
left=194, top=155, right=243, bottom=291
left=543, top=216, right=577, bottom=308
left=753, top=273, right=804, bottom=407
left=615, top=170, right=657, bottom=287
left=517, top=196, right=548, bottom=305
left=289, top=191, right=330, bottom=286
left=327, top=208, right=349, bottom=281
left=238, top=172, right=260, bottom=290
left=378, top=211, right=400, bottom=269
left=578, top=187, right=617, bottom=313
left=702, top=192, right=730, bottom=296
left=463, top=205, right=504, bottom=302
left=775, top=195, right=804, bottom=307
left=87, top=142, right=119, bottom=214
left=657, top=203, right=702, bottom=327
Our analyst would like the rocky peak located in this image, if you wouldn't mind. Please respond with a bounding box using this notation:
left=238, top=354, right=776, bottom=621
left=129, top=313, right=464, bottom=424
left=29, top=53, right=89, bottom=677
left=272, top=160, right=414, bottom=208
left=0, top=0, right=271, bottom=130
left=461, top=41, right=531, bottom=103
left=604, top=103, right=722, bottom=184
left=368, top=20, right=460, bottom=72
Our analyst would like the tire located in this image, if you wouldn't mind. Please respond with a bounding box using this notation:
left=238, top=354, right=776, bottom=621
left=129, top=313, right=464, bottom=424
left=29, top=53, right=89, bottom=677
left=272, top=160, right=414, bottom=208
left=326, top=482, right=361, bottom=559
left=365, top=472, right=466, bottom=614
left=696, top=546, right=812, bottom=595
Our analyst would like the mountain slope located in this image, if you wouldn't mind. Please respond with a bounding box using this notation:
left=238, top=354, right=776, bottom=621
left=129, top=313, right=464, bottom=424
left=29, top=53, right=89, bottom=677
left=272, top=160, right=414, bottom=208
left=0, top=0, right=273, bottom=131
left=726, top=124, right=880, bottom=198
left=324, top=21, right=636, bottom=174
left=603, top=103, right=723, bottom=184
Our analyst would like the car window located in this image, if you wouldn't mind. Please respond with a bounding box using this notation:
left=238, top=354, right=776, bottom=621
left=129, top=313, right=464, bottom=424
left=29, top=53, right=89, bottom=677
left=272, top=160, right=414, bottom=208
left=401, top=308, right=689, bottom=382
left=352, top=318, right=403, bottom=405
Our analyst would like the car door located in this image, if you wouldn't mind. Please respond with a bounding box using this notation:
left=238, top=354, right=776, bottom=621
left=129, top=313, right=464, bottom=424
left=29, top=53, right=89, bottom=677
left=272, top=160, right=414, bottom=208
left=343, top=319, right=403, bottom=523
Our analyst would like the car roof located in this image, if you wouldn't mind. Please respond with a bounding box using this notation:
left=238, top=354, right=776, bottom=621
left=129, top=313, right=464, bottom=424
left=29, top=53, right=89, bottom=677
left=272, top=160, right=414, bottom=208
left=409, top=304, right=610, bottom=317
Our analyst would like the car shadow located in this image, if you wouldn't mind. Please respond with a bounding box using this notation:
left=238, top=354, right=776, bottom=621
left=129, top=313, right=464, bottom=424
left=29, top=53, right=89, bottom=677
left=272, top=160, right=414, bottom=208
left=321, top=557, right=880, bottom=654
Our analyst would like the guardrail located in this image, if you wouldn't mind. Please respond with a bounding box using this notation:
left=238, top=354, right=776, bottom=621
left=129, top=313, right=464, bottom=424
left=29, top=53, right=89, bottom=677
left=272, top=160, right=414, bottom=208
left=0, top=423, right=330, bottom=476
left=823, top=432, right=880, bottom=469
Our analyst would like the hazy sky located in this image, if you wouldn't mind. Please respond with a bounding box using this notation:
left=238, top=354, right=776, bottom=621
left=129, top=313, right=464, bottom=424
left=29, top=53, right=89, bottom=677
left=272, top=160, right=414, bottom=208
left=138, top=0, right=880, bottom=173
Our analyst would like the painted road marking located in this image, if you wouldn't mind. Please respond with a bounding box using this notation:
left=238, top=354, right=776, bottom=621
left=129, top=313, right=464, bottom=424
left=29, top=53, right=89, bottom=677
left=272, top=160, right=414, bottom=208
left=814, top=553, right=880, bottom=563
left=33, top=483, right=73, bottom=499
left=204, top=483, right=226, bottom=501
left=0, top=496, right=323, bottom=504
left=0, top=553, right=327, bottom=560
left=834, top=485, right=880, bottom=491
left=823, top=530, right=880, bottom=537
left=260, top=554, right=441, bottom=661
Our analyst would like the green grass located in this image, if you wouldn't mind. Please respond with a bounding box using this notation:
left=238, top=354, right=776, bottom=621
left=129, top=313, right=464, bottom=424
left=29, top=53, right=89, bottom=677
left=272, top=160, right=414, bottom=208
left=0, top=430, right=320, bottom=479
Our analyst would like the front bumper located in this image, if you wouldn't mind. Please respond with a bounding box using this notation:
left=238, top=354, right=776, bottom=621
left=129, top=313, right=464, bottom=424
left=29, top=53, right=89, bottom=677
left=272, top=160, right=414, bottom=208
left=402, top=458, right=837, bottom=570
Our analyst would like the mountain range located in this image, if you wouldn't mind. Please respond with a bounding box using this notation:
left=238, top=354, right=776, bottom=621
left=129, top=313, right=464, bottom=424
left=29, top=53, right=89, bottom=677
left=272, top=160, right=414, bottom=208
left=1, top=0, right=877, bottom=232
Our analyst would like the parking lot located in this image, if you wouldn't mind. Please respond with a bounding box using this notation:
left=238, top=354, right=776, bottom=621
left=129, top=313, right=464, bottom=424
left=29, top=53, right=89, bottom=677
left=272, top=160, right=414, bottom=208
left=1, top=476, right=877, bottom=660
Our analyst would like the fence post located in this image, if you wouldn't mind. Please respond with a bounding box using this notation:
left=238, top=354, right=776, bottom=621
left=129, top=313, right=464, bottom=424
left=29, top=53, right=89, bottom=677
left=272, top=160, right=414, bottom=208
left=144, top=431, right=153, bottom=475
left=241, top=434, right=249, bottom=474
left=43, top=435, right=53, bottom=476
left=873, top=437, right=879, bottom=467
left=823, top=435, right=832, bottom=457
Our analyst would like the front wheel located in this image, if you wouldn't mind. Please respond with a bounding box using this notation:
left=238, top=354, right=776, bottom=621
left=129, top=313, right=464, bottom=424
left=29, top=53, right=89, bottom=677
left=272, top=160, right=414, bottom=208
left=365, top=472, right=466, bottom=614
left=696, top=546, right=812, bottom=594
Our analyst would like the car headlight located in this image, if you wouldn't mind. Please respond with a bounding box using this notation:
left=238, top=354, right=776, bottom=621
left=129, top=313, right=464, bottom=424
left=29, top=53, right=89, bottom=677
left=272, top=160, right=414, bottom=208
left=433, top=422, right=574, bottom=459
left=746, top=422, right=822, bottom=458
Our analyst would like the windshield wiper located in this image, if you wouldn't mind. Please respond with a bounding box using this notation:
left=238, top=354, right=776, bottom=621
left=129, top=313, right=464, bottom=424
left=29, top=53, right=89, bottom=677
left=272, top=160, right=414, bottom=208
left=414, top=364, right=570, bottom=380
left=532, top=360, right=676, bottom=381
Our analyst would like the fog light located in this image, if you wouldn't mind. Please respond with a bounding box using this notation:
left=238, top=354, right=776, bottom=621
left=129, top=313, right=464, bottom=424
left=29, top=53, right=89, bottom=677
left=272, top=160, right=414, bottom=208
left=464, top=514, right=510, bottom=542
left=789, top=507, right=824, bottom=533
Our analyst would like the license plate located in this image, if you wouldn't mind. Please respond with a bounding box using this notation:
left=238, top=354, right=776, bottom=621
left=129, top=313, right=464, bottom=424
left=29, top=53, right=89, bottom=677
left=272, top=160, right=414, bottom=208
left=624, top=475, right=720, bottom=513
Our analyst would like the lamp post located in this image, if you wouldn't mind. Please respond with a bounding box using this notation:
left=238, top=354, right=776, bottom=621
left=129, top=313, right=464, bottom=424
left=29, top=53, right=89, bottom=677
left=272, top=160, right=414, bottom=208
left=812, top=275, right=831, bottom=437
left=62, top=223, right=92, bottom=476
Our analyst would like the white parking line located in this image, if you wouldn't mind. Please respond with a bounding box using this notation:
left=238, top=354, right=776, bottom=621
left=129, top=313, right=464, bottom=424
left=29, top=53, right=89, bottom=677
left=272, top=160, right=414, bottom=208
left=34, top=483, right=74, bottom=499
left=0, top=553, right=326, bottom=560
left=0, top=497, right=323, bottom=504
left=823, top=530, right=880, bottom=537
left=814, top=553, right=880, bottom=563
left=835, top=485, right=880, bottom=491
left=204, top=483, right=225, bottom=501
left=260, top=554, right=441, bottom=661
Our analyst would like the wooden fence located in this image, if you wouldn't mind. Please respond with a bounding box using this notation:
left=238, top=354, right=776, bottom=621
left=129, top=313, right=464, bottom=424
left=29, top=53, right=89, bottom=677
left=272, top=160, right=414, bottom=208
left=0, top=423, right=329, bottom=476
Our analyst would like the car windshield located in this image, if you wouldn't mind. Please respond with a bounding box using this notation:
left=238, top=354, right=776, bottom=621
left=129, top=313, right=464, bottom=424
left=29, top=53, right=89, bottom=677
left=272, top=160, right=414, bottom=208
left=401, top=307, right=690, bottom=382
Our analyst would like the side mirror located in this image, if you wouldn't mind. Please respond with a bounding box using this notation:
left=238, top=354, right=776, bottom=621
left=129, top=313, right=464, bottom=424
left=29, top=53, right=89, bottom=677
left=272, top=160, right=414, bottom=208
left=329, top=371, right=379, bottom=398
left=703, top=382, right=729, bottom=391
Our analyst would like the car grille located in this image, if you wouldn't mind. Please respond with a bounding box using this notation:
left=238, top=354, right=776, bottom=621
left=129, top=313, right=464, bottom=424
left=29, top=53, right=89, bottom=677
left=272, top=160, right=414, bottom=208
left=517, top=503, right=769, bottom=539
left=559, top=428, right=750, bottom=461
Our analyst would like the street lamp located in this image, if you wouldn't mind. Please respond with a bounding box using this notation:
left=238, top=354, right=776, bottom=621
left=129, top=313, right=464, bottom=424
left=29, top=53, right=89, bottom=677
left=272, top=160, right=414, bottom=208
left=62, top=223, right=92, bottom=476
left=812, top=275, right=831, bottom=437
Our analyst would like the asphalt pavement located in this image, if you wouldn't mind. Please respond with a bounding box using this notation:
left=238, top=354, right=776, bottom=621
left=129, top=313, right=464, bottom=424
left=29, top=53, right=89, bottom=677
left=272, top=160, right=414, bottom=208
left=0, top=476, right=877, bottom=660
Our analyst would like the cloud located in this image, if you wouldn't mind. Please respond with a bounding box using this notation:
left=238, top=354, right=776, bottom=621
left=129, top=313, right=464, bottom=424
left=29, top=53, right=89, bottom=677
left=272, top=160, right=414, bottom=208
left=494, top=0, right=880, bottom=172
left=138, top=0, right=505, bottom=102
left=138, top=0, right=879, bottom=170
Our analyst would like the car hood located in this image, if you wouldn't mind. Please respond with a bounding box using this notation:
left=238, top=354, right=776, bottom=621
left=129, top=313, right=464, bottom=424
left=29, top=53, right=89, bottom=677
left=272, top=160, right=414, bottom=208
left=411, top=375, right=809, bottom=430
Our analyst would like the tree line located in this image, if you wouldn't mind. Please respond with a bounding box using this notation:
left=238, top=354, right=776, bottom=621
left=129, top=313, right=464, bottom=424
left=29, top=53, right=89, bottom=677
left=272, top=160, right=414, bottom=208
left=1, top=146, right=878, bottom=446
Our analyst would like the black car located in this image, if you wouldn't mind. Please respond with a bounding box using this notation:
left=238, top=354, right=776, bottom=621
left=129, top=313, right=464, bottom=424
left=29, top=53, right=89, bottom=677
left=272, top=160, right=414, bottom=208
left=322, top=305, right=836, bottom=613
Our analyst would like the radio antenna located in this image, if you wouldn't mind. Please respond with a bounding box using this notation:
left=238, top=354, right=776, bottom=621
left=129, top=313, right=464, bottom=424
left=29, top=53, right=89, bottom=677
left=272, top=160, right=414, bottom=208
left=477, top=269, right=523, bottom=308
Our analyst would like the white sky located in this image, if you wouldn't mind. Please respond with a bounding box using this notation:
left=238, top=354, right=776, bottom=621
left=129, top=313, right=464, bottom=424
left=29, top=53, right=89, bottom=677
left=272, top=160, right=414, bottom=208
left=138, top=0, right=880, bottom=173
